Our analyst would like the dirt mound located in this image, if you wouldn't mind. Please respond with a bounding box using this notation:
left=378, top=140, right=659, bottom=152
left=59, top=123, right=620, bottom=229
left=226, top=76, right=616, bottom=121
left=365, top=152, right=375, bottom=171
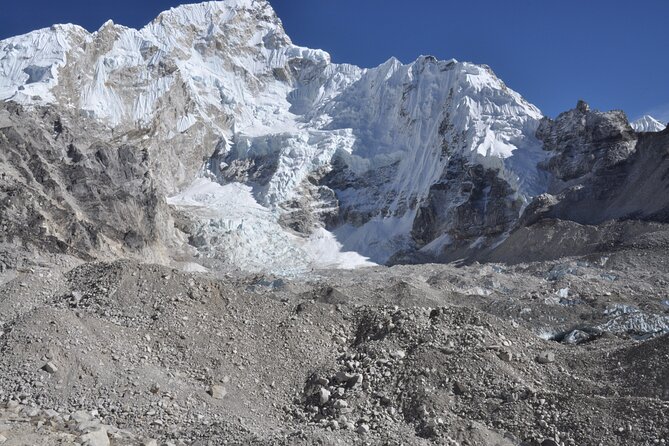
left=1, top=258, right=668, bottom=445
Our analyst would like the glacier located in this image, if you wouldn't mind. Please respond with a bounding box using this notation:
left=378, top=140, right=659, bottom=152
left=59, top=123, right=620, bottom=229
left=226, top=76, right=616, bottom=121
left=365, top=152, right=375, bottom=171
left=0, top=0, right=552, bottom=274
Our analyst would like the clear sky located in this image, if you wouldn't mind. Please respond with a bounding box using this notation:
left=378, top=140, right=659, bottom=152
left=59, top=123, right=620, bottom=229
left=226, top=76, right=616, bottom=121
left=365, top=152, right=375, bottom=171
left=1, top=0, right=667, bottom=121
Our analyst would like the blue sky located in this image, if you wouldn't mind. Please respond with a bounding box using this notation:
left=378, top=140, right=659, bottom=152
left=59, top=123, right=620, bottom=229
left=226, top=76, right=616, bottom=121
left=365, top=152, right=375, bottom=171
left=1, top=0, right=667, bottom=121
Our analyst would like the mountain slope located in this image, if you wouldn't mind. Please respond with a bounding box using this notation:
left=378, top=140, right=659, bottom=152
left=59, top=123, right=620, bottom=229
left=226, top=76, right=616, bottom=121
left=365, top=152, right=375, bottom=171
left=480, top=102, right=669, bottom=265
left=3, top=1, right=669, bottom=274
left=529, top=103, right=669, bottom=224
left=0, top=0, right=554, bottom=273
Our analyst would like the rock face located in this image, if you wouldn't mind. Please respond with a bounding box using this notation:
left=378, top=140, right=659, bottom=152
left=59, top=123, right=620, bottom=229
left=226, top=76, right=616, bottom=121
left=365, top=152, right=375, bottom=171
left=536, top=100, right=637, bottom=186
left=523, top=102, right=669, bottom=226
left=0, top=103, right=173, bottom=263
left=405, top=155, right=524, bottom=262
left=475, top=101, right=669, bottom=265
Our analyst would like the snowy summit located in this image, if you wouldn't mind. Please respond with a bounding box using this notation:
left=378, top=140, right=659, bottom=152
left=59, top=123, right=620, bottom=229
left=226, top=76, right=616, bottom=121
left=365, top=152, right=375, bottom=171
left=632, top=115, right=666, bottom=132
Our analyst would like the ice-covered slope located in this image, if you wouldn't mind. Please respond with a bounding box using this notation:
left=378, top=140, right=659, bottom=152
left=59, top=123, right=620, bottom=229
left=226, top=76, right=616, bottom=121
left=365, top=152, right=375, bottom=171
left=317, top=56, right=547, bottom=261
left=167, top=178, right=373, bottom=274
left=632, top=115, right=666, bottom=132
left=0, top=0, right=550, bottom=272
left=0, top=24, right=88, bottom=104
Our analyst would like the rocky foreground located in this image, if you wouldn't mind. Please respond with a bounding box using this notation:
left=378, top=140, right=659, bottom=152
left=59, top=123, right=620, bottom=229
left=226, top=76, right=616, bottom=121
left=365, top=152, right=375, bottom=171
left=1, top=224, right=668, bottom=446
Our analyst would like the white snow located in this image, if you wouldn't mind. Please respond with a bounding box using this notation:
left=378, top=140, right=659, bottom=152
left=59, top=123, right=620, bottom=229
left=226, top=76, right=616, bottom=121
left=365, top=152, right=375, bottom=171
left=0, top=24, right=86, bottom=103
left=632, top=115, right=666, bottom=132
left=302, top=228, right=375, bottom=270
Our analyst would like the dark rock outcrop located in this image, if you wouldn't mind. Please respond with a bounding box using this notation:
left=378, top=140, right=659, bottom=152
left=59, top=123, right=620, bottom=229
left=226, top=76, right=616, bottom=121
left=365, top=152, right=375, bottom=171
left=483, top=102, right=669, bottom=264
left=524, top=101, right=669, bottom=226
left=411, top=156, right=522, bottom=248
left=536, top=100, right=637, bottom=186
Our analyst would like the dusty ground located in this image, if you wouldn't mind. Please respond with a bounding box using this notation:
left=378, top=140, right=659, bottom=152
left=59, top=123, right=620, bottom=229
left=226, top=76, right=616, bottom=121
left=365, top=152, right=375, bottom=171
left=1, top=225, right=669, bottom=446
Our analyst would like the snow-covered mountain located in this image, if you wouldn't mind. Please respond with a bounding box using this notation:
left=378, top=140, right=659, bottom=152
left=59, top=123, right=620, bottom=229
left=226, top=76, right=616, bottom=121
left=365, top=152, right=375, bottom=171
left=5, top=0, right=645, bottom=274
left=631, top=115, right=666, bottom=132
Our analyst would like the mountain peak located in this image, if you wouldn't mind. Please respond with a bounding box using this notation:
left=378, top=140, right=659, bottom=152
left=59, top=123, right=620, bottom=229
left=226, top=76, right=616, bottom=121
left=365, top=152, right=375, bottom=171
left=0, top=0, right=579, bottom=271
left=632, top=115, right=666, bottom=132
left=149, top=0, right=279, bottom=30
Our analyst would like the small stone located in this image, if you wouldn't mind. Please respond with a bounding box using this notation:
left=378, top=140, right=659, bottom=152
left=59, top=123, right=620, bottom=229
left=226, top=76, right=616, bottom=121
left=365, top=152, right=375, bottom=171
left=208, top=385, right=227, bottom=399
left=562, top=330, right=590, bottom=345
left=334, top=371, right=353, bottom=383
left=142, top=440, right=158, bottom=446
left=80, top=427, right=109, bottom=446
left=356, top=423, right=370, bottom=434
left=334, top=336, right=347, bottom=345
left=556, top=288, right=569, bottom=298
left=348, top=373, right=363, bottom=388
left=44, top=409, right=59, bottom=418
left=42, top=362, right=58, bottom=373
left=328, top=420, right=339, bottom=430
left=24, top=408, right=41, bottom=417
left=0, top=435, right=6, bottom=444
left=333, top=399, right=348, bottom=409
left=498, top=350, right=513, bottom=362
left=318, top=388, right=331, bottom=405
left=71, top=410, right=91, bottom=423
left=149, top=383, right=160, bottom=394
left=453, top=380, right=469, bottom=395
left=77, top=419, right=102, bottom=433
left=390, top=350, right=406, bottom=360
left=536, top=351, right=556, bottom=364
